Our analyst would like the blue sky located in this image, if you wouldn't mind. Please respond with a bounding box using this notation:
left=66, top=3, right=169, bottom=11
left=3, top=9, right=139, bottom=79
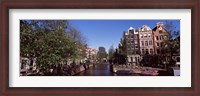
left=68, top=20, right=180, bottom=52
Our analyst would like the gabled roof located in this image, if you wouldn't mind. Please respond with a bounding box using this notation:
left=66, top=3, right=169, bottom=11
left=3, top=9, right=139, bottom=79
left=152, top=26, right=157, bottom=31
left=141, top=25, right=151, bottom=31
left=129, top=26, right=134, bottom=30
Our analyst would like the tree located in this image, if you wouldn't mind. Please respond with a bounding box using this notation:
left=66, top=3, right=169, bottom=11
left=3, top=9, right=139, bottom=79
left=34, top=30, right=76, bottom=69
left=108, top=45, right=115, bottom=60
left=78, top=44, right=88, bottom=61
left=20, top=20, right=38, bottom=67
left=118, top=32, right=127, bottom=57
left=164, top=21, right=180, bottom=40
left=66, top=25, right=87, bottom=45
left=65, top=25, right=88, bottom=60
left=37, top=20, right=68, bottom=31
left=164, top=21, right=180, bottom=53
left=20, top=20, right=87, bottom=74
left=163, top=21, right=180, bottom=66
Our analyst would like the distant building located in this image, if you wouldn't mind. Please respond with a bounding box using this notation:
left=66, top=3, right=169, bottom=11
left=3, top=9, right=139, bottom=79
left=86, top=48, right=97, bottom=59
left=86, top=48, right=97, bottom=62
left=20, top=57, right=37, bottom=75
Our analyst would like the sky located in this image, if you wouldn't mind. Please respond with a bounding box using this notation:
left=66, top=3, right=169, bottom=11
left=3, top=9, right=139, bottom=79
left=68, top=20, right=180, bottom=52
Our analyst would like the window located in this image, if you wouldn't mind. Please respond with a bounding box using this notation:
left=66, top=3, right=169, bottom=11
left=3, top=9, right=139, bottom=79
left=144, top=28, right=147, bottom=31
left=135, top=45, right=138, bottom=48
left=142, top=49, right=145, bottom=54
left=149, top=41, right=152, bottom=45
left=145, top=41, right=148, bottom=46
left=131, top=57, right=133, bottom=62
left=141, top=41, right=144, bottom=46
left=159, top=30, right=163, bottom=34
left=148, top=34, right=151, bottom=37
left=140, top=35, right=143, bottom=38
left=157, top=43, right=160, bottom=47
left=129, top=30, right=133, bottom=34
left=144, top=34, right=147, bottom=38
left=136, top=51, right=139, bottom=54
left=156, top=36, right=159, bottom=40
left=135, top=41, right=138, bottom=44
left=160, top=42, right=164, bottom=47
left=146, top=49, right=149, bottom=54
left=177, top=57, right=180, bottom=62
left=131, top=35, right=134, bottom=38
left=131, top=40, right=134, bottom=44
left=21, top=60, right=27, bottom=69
left=134, top=35, right=138, bottom=39
left=160, top=35, right=163, bottom=40
left=164, top=36, right=168, bottom=40
left=150, top=49, right=153, bottom=54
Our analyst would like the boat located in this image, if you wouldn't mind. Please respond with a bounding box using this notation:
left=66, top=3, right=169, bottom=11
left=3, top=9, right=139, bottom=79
left=140, top=71, right=159, bottom=76
left=130, top=68, right=142, bottom=74
left=116, top=70, right=131, bottom=74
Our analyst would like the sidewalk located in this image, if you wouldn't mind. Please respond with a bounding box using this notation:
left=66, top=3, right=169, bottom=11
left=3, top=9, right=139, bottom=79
left=112, top=65, right=165, bottom=76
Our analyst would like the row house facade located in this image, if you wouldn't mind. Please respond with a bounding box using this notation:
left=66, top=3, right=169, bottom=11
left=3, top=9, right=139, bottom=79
left=152, top=22, right=169, bottom=54
left=123, top=27, right=140, bottom=65
left=139, top=25, right=154, bottom=55
left=121, top=22, right=169, bottom=65
left=124, top=27, right=140, bottom=55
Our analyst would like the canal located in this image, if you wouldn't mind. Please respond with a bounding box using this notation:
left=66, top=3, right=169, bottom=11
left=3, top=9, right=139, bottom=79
left=75, top=63, right=140, bottom=76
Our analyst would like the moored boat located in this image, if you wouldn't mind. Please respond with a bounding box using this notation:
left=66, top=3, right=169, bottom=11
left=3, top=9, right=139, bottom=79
left=140, top=71, right=159, bottom=76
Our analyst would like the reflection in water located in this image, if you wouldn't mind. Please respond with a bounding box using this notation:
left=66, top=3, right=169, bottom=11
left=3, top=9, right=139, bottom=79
left=75, top=64, right=140, bottom=76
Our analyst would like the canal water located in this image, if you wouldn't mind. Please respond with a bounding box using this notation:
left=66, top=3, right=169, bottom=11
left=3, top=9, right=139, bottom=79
left=75, top=63, right=140, bottom=76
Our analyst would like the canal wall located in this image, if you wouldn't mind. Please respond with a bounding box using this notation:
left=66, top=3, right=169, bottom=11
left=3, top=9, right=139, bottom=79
left=71, top=64, right=93, bottom=75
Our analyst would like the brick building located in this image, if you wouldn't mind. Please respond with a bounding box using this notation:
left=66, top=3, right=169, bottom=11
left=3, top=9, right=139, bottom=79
left=152, top=22, right=169, bottom=55
left=118, top=22, right=171, bottom=66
